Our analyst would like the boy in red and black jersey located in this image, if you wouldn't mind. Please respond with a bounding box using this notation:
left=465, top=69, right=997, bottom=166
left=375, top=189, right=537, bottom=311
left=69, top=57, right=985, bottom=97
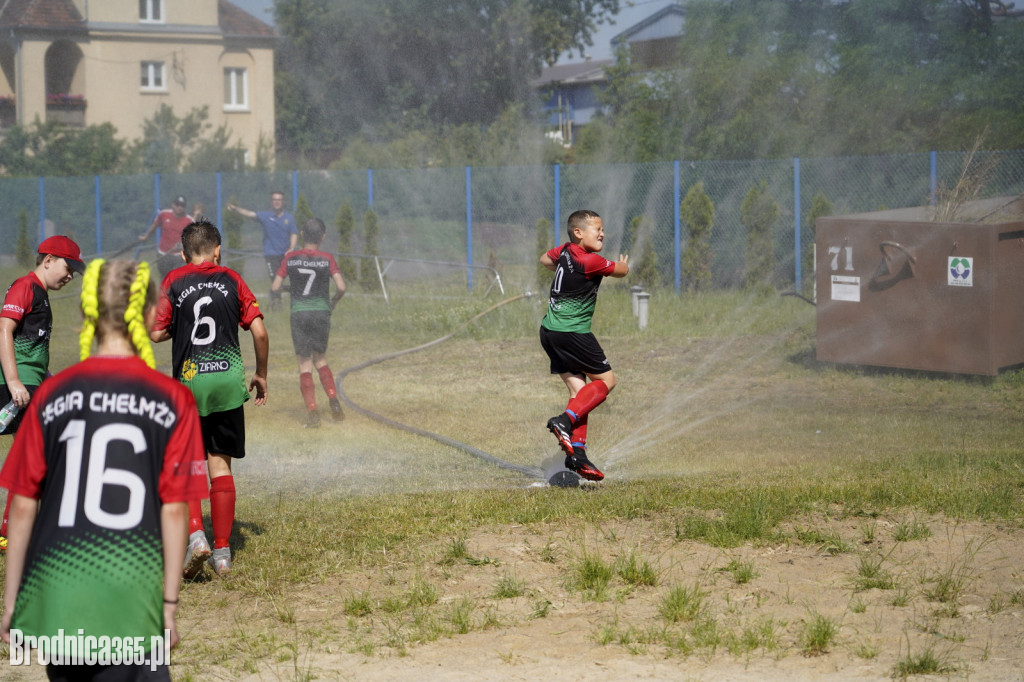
left=271, top=217, right=347, bottom=427
left=151, top=219, right=269, bottom=577
left=0, top=235, right=85, bottom=552
left=1, top=259, right=207, bottom=678
left=539, top=210, right=629, bottom=481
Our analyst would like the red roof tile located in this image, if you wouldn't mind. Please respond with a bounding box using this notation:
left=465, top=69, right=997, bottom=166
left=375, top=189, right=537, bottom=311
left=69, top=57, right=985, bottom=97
left=0, top=0, right=84, bottom=29
left=220, top=0, right=277, bottom=38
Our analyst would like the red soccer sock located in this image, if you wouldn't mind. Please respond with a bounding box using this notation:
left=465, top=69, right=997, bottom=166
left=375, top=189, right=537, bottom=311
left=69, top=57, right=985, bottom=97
left=209, top=475, right=236, bottom=550
left=571, top=415, right=588, bottom=449
left=1, top=493, right=10, bottom=537
left=318, top=365, right=337, bottom=399
left=566, top=380, right=609, bottom=424
left=188, top=499, right=205, bottom=535
left=300, top=372, right=317, bottom=410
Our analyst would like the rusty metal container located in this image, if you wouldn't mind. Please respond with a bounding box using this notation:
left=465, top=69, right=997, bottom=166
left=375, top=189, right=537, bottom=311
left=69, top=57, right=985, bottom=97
left=815, top=196, right=1024, bottom=375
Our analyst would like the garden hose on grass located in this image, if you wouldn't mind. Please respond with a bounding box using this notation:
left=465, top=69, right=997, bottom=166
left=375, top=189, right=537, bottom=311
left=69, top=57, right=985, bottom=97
left=336, top=292, right=544, bottom=479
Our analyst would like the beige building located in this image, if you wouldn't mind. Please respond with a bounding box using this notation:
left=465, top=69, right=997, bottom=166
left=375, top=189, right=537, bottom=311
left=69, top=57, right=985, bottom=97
left=0, top=0, right=277, bottom=164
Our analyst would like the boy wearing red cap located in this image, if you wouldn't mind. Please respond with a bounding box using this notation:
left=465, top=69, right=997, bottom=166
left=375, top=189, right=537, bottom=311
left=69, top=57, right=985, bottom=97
left=0, top=235, right=85, bottom=552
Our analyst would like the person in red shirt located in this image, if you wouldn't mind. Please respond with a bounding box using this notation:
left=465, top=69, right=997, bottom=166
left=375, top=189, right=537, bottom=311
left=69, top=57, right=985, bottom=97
left=0, top=258, right=208, bottom=679
left=0, top=235, right=85, bottom=553
left=139, top=195, right=194, bottom=277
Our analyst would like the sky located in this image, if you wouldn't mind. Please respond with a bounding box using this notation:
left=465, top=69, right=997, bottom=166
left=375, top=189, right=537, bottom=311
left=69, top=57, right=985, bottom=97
left=227, top=0, right=678, bottom=64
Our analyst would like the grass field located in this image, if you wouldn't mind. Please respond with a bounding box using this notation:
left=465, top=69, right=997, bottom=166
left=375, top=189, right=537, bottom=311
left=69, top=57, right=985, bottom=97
left=2, top=267, right=1024, bottom=680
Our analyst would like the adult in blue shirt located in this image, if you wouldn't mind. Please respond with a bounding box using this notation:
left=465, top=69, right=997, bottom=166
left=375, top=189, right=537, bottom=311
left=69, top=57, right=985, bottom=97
left=227, top=191, right=299, bottom=307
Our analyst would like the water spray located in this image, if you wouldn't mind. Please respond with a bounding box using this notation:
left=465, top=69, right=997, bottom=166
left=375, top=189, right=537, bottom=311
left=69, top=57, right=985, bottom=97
left=335, top=292, right=544, bottom=480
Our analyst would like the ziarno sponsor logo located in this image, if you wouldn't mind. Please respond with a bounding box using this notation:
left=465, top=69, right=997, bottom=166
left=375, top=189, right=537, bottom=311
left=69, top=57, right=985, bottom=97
left=198, top=360, right=230, bottom=374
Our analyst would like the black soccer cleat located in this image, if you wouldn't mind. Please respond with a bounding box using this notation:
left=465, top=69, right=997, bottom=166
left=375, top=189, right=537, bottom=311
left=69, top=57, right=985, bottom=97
left=329, top=397, right=345, bottom=422
left=565, top=446, right=604, bottom=482
left=304, top=410, right=321, bottom=429
left=546, top=413, right=575, bottom=456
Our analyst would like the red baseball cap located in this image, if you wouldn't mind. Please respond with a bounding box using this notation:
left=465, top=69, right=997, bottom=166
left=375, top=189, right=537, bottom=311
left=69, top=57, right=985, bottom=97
left=38, top=235, right=86, bottom=275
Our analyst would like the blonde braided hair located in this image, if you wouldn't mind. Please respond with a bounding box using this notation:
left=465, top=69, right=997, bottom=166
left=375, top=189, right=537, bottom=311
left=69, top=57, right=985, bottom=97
left=79, top=258, right=104, bottom=362
left=79, top=259, right=157, bottom=368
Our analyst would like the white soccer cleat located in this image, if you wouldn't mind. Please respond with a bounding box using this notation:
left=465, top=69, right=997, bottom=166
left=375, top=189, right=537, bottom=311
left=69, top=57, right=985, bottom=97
left=183, top=531, right=211, bottom=580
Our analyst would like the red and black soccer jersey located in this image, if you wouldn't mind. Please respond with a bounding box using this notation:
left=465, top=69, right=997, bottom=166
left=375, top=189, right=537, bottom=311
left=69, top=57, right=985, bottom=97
left=541, top=242, right=618, bottom=334
left=0, top=272, right=52, bottom=386
left=276, top=248, right=341, bottom=313
left=154, top=262, right=263, bottom=416
left=0, top=355, right=207, bottom=649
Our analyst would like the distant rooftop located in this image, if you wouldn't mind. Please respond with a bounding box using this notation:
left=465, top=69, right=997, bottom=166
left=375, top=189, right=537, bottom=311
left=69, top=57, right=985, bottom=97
left=531, top=59, right=612, bottom=88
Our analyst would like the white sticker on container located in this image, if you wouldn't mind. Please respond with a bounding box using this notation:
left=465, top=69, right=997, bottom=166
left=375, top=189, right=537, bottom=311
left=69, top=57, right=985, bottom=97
left=831, top=275, right=860, bottom=302
left=948, top=257, right=973, bottom=287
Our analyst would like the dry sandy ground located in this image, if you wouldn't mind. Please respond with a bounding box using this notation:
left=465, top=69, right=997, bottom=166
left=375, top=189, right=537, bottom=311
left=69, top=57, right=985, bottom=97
left=198, top=514, right=1022, bottom=681
left=5, top=514, right=1023, bottom=681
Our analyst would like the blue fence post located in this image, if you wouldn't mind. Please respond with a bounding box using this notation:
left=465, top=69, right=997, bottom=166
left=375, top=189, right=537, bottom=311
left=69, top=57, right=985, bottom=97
left=929, top=151, right=937, bottom=205
left=466, top=166, right=473, bottom=291
left=94, top=175, right=102, bottom=252
left=674, top=160, right=681, bottom=293
left=553, top=163, right=561, bottom=246
left=38, top=177, right=45, bottom=243
left=793, top=157, right=801, bottom=288
left=367, top=168, right=374, bottom=207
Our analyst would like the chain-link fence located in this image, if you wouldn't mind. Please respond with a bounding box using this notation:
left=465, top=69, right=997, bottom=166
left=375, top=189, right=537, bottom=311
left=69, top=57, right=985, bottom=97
left=1, top=150, right=1020, bottom=295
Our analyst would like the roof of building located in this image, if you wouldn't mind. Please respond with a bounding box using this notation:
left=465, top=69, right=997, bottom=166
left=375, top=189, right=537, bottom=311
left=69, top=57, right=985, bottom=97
left=0, top=0, right=275, bottom=36
left=611, top=3, right=684, bottom=47
left=0, top=0, right=84, bottom=29
left=530, top=59, right=613, bottom=88
left=219, top=0, right=277, bottom=37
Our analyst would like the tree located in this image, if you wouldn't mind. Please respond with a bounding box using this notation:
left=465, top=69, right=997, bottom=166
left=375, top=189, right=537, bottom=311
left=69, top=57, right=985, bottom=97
left=630, top=216, right=663, bottom=289
left=741, top=181, right=780, bottom=292
left=294, top=193, right=316, bottom=230
left=535, top=217, right=552, bottom=292
left=16, top=209, right=31, bottom=267
left=274, top=0, right=622, bottom=158
left=680, top=181, right=714, bottom=292
left=361, top=208, right=379, bottom=290
left=126, top=104, right=249, bottom=173
left=0, top=119, right=126, bottom=177
left=221, top=196, right=246, bottom=271
left=334, top=199, right=357, bottom=283
left=803, top=191, right=833, bottom=294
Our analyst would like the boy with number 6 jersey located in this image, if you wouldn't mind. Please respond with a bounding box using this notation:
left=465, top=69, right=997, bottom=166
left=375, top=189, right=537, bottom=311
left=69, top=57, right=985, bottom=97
left=540, top=209, right=629, bottom=481
left=0, top=259, right=207, bottom=679
left=271, top=217, right=346, bottom=428
left=151, top=219, right=269, bottom=578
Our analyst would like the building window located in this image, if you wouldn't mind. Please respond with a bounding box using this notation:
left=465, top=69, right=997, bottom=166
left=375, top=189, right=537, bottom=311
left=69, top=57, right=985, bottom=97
left=140, top=0, right=164, bottom=23
left=141, top=61, right=166, bottom=91
left=223, top=68, right=249, bottom=110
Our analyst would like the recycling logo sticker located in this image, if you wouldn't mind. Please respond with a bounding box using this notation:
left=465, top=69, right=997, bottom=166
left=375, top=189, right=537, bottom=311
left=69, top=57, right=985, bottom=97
left=948, top=257, right=973, bottom=287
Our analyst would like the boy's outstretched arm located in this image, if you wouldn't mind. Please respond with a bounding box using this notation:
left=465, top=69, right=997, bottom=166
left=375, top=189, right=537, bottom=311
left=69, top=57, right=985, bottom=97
left=540, top=253, right=557, bottom=271
left=248, top=317, right=269, bottom=405
left=611, top=254, right=629, bottom=278
left=270, top=274, right=284, bottom=293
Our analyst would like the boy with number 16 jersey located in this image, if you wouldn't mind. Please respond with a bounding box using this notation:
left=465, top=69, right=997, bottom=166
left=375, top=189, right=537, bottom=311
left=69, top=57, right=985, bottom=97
left=1, top=259, right=207, bottom=678
left=152, top=220, right=268, bottom=578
